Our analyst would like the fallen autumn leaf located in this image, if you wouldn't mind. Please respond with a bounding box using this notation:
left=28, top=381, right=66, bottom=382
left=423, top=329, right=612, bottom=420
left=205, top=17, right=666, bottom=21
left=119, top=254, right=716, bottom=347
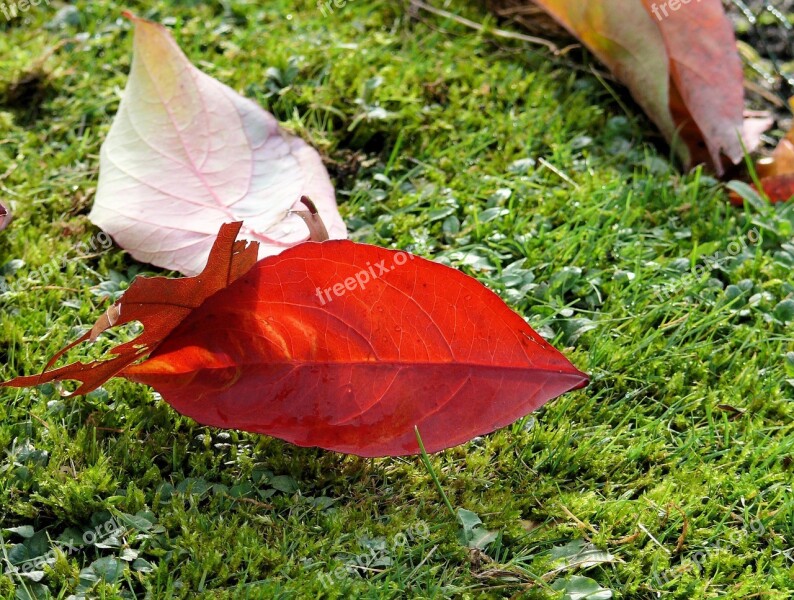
left=90, top=13, right=346, bottom=275
left=2, top=222, right=588, bottom=457
left=528, top=0, right=768, bottom=174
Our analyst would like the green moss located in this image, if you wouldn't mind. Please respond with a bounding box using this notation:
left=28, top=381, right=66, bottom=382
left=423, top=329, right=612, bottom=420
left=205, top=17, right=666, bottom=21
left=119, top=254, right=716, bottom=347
left=1, top=0, right=792, bottom=598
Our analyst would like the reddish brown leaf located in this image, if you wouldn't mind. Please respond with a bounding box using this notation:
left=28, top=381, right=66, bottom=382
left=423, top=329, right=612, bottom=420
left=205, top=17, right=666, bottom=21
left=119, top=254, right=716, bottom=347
left=3, top=222, right=258, bottom=396
left=640, top=0, right=746, bottom=171
left=755, top=174, right=794, bottom=203
left=3, top=224, right=588, bottom=457
left=530, top=0, right=767, bottom=174
left=732, top=97, right=794, bottom=205
left=729, top=174, right=794, bottom=206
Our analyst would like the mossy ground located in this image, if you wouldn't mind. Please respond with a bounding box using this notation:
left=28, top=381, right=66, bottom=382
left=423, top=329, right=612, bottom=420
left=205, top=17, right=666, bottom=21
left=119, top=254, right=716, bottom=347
left=0, top=1, right=793, bottom=598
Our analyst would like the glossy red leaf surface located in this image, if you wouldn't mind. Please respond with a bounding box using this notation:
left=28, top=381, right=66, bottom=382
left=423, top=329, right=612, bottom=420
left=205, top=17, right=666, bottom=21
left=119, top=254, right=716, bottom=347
left=3, top=224, right=588, bottom=457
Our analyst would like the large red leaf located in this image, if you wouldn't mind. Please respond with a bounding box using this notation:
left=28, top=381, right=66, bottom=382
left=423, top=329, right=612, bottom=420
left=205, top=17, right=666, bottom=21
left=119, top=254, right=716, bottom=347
left=2, top=224, right=588, bottom=457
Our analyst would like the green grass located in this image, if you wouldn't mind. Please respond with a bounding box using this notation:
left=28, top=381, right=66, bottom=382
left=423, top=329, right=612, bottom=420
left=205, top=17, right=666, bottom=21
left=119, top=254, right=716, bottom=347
left=1, top=1, right=793, bottom=598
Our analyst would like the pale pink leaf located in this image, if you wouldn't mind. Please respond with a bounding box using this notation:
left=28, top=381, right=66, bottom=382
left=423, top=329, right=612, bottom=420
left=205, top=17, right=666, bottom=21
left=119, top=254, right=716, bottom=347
left=90, top=13, right=346, bottom=275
